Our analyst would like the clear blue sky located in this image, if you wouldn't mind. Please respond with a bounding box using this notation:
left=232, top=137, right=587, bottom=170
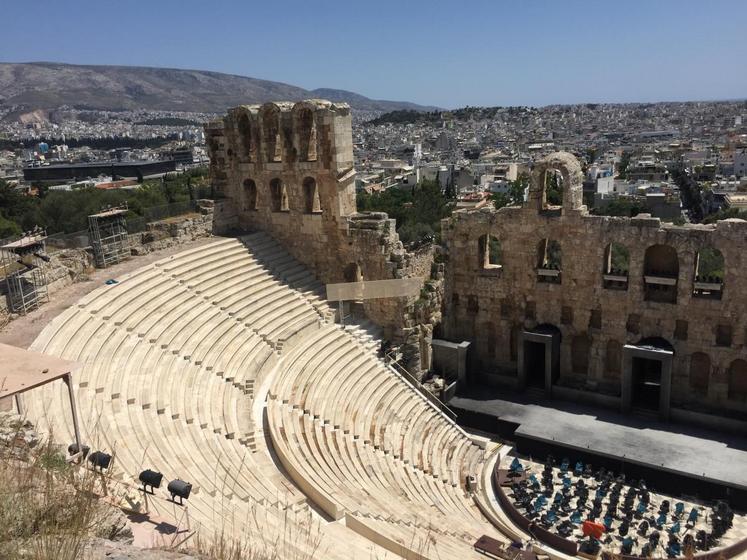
left=2, top=0, right=745, bottom=108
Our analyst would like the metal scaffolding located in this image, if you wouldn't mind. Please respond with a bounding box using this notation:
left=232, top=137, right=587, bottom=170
left=1, top=228, right=50, bottom=315
left=88, top=204, right=131, bottom=268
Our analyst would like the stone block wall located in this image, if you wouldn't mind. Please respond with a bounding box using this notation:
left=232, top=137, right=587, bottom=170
left=206, top=101, right=440, bottom=373
left=442, top=151, right=747, bottom=418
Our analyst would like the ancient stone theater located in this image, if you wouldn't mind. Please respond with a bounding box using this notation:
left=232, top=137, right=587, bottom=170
left=12, top=99, right=747, bottom=560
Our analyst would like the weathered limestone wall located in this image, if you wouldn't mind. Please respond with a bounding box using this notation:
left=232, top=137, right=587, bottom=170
left=206, top=101, right=439, bottom=373
left=130, top=201, right=215, bottom=255
left=442, top=151, right=747, bottom=417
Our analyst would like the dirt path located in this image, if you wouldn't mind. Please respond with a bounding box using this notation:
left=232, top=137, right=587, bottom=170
left=0, top=236, right=220, bottom=349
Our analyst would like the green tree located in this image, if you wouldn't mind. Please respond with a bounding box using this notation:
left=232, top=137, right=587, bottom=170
left=0, top=214, right=21, bottom=238
left=546, top=172, right=562, bottom=205
left=585, top=147, right=599, bottom=164
left=617, top=151, right=632, bottom=179
left=490, top=173, right=528, bottom=209
left=355, top=179, right=453, bottom=245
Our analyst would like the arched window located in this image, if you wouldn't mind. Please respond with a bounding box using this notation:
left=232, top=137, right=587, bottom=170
left=343, top=262, right=362, bottom=283
left=537, top=239, right=561, bottom=283
left=689, top=352, right=710, bottom=393
left=605, top=340, right=622, bottom=377
left=242, top=179, right=257, bottom=211
left=303, top=177, right=321, bottom=213
left=543, top=168, right=564, bottom=209
left=263, top=106, right=282, bottom=162
left=693, top=247, right=724, bottom=299
left=238, top=113, right=253, bottom=159
left=603, top=243, right=629, bottom=290
left=643, top=244, right=679, bottom=303
left=270, top=178, right=288, bottom=212
left=478, top=234, right=502, bottom=270
left=529, top=153, right=584, bottom=214
left=297, top=108, right=317, bottom=161
left=728, top=359, right=747, bottom=402
left=571, top=335, right=591, bottom=375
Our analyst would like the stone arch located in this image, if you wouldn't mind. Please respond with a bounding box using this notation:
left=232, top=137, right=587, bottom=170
left=237, top=111, right=254, bottom=159
left=303, top=176, right=321, bottom=213
left=693, top=246, right=725, bottom=299
left=605, top=339, right=622, bottom=377
left=728, top=359, right=747, bottom=402
left=261, top=104, right=283, bottom=162
left=242, top=178, right=257, bottom=211
left=269, top=178, right=288, bottom=212
left=295, top=106, right=318, bottom=162
left=689, top=352, right=710, bottom=393
left=343, top=262, right=363, bottom=283
left=529, top=151, right=584, bottom=214
left=571, top=334, right=591, bottom=375
left=477, top=234, right=502, bottom=270
left=635, top=336, right=674, bottom=352
left=643, top=244, right=679, bottom=303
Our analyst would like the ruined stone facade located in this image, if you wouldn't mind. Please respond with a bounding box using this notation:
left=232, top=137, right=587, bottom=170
left=443, top=152, right=747, bottom=421
left=205, top=101, right=439, bottom=372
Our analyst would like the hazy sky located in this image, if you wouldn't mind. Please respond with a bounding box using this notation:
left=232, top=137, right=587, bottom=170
left=2, top=0, right=745, bottom=108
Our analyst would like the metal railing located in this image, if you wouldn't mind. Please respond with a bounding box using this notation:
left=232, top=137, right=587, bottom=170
left=383, top=350, right=459, bottom=422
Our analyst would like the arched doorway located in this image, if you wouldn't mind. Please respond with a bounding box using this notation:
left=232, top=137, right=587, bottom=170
left=343, top=262, right=362, bottom=283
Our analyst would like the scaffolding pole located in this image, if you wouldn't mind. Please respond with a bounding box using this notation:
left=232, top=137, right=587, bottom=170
left=1, top=229, right=50, bottom=315
left=88, top=204, right=131, bottom=268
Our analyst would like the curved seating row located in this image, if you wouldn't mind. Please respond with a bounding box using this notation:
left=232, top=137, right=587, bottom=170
left=24, top=235, right=507, bottom=559
left=266, top=322, right=504, bottom=557
left=23, top=239, right=394, bottom=558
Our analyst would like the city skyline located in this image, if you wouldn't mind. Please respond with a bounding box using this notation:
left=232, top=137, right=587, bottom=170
left=2, top=0, right=746, bottom=109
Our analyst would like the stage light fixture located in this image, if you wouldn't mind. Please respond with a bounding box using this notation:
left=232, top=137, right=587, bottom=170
left=68, top=443, right=90, bottom=459
left=168, top=479, right=192, bottom=505
left=88, top=451, right=112, bottom=471
left=139, top=469, right=163, bottom=493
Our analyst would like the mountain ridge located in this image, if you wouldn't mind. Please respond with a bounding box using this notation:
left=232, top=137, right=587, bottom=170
left=0, top=61, right=439, bottom=118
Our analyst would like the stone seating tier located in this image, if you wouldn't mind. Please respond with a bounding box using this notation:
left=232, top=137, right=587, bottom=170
left=24, top=236, right=504, bottom=559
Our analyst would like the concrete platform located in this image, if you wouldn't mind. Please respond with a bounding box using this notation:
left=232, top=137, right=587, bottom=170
left=450, top=386, right=747, bottom=508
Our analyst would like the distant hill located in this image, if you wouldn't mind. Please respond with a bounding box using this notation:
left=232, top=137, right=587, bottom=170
left=309, top=88, right=439, bottom=113
left=0, top=62, right=439, bottom=121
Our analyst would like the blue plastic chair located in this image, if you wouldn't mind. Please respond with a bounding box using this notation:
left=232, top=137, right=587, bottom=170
left=687, top=507, right=699, bottom=524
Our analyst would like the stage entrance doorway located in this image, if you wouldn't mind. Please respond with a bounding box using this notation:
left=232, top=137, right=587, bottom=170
left=524, top=341, right=546, bottom=389
left=518, top=324, right=561, bottom=396
left=631, top=357, right=662, bottom=411
left=622, top=338, right=674, bottom=420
